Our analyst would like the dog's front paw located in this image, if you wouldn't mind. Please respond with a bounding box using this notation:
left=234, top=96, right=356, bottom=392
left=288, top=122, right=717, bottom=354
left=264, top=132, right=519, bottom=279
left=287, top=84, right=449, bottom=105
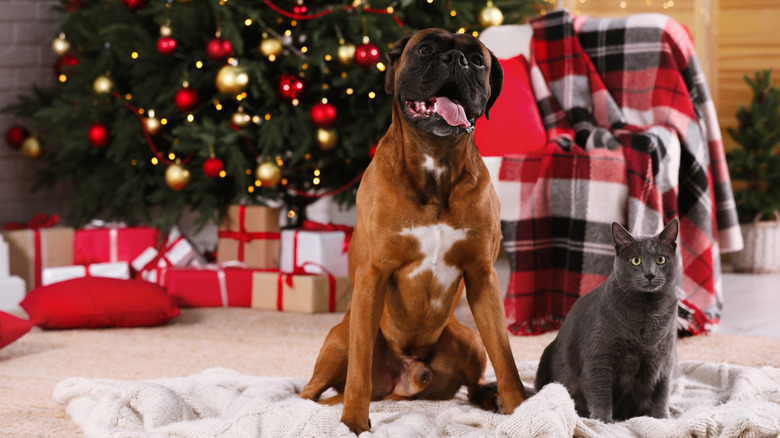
left=470, top=382, right=506, bottom=413
left=341, top=413, right=371, bottom=435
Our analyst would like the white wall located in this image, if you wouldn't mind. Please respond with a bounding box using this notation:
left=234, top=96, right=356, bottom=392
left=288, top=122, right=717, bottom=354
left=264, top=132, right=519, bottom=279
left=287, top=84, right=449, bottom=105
left=0, top=1, right=71, bottom=226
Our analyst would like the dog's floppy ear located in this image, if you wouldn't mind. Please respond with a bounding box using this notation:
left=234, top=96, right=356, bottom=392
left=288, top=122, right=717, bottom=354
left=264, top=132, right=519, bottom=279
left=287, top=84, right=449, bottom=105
left=484, top=51, right=503, bottom=120
left=384, top=35, right=412, bottom=95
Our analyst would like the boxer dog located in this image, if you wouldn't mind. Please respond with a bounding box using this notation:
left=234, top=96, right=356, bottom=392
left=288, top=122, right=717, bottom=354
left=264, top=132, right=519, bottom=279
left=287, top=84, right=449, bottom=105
left=299, top=28, right=526, bottom=434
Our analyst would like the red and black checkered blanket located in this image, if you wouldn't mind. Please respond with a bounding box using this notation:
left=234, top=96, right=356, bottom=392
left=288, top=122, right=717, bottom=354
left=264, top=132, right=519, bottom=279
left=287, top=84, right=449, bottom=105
left=499, top=10, right=743, bottom=336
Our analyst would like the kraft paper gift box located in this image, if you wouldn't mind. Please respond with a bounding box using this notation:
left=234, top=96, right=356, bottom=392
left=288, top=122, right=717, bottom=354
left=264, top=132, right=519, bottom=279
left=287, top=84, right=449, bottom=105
left=2, top=223, right=74, bottom=292
left=279, top=227, right=350, bottom=277
left=42, top=262, right=131, bottom=286
left=0, top=276, right=26, bottom=313
left=251, top=271, right=352, bottom=313
left=74, top=224, right=159, bottom=264
left=158, top=265, right=256, bottom=307
left=132, top=227, right=203, bottom=283
left=217, top=205, right=280, bottom=269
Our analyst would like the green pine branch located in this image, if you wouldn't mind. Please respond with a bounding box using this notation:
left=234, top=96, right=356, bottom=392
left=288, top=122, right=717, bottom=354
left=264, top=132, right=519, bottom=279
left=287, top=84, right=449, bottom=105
left=4, top=0, right=541, bottom=231
left=726, top=69, right=780, bottom=222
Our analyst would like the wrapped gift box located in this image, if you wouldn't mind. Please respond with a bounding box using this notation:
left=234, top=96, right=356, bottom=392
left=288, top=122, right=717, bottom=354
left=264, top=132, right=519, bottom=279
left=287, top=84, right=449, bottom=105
left=42, top=262, right=131, bottom=286
left=0, top=276, right=26, bottom=313
left=280, top=228, right=349, bottom=277
left=0, top=234, right=9, bottom=278
left=217, top=205, right=280, bottom=270
left=132, top=227, right=203, bottom=283
left=159, top=265, right=257, bottom=307
left=2, top=222, right=74, bottom=292
left=252, top=271, right=351, bottom=313
left=74, top=225, right=159, bottom=264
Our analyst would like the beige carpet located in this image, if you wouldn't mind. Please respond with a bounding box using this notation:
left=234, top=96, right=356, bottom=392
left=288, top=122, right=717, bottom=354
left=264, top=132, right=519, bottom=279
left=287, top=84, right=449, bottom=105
left=1, top=307, right=779, bottom=438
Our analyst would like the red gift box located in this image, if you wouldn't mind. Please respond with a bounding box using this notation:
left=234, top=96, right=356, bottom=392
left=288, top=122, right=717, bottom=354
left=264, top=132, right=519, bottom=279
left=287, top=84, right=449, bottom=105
left=74, top=225, right=159, bottom=264
left=158, top=264, right=259, bottom=307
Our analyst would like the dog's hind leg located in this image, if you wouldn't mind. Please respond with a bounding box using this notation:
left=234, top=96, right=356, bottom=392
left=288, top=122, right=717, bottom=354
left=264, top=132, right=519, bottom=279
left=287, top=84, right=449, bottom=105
left=299, top=315, right=350, bottom=402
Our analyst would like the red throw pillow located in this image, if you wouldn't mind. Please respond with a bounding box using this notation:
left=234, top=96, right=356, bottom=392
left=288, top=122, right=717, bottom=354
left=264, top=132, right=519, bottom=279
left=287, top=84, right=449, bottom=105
left=475, top=54, right=547, bottom=157
left=0, top=311, right=33, bottom=349
left=21, top=277, right=180, bottom=329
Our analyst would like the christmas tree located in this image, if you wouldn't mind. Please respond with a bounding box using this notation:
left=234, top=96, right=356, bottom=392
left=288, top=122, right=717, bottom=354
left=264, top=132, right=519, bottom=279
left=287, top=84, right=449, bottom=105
left=726, top=69, right=780, bottom=222
left=4, top=0, right=538, bottom=231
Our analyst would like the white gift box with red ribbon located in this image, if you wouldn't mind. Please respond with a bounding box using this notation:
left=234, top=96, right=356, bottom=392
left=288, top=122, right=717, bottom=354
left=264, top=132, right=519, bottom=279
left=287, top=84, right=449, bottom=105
left=131, top=227, right=204, bottom=283
left=41, top=262, right=131, bottom=286
left=0, top=275, right=25, bottom=312
left=279, top=228, right=349, bottom=277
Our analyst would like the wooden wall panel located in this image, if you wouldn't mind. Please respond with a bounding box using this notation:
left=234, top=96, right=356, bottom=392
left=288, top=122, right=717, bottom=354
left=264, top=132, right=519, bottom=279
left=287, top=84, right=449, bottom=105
left=713, top=6, right=780, bottom=149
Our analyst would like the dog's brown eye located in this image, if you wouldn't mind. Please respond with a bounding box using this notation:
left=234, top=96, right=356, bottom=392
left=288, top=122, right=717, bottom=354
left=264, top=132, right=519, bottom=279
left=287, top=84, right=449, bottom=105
left=418, top=44, right=432, bottom=54
left=471, top=55, right=484, bottom=66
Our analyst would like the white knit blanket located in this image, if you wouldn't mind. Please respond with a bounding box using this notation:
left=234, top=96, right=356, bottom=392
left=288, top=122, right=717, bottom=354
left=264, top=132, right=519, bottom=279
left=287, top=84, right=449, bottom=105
left=54, top=361, right=780, bottom=438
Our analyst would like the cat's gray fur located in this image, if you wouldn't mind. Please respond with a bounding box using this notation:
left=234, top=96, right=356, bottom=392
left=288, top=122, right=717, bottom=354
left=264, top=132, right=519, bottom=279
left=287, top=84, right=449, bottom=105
left=534, top=220, right=680, bottom=422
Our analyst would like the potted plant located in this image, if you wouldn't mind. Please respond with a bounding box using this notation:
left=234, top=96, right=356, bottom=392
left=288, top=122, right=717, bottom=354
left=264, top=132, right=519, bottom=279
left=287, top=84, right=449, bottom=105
left=726, top=69, right=780, bottom=273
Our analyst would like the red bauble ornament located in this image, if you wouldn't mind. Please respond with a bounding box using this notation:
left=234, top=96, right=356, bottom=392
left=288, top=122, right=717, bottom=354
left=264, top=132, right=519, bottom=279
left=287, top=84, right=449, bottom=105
left=310, top=102, right=337, bottom=129
left=368, top=142, right=378, bottom=159
left=122, top=0, right=147, bottom=11
left=277, top=74, right=305, bottom=101
left=157, top=36, right=177, bottom=56
left=174, top=87, right=200, bottom=112
left=88, top=123, right=111, bottom=149
left=203, top=157, right=224, bottom=178
left=206, top=37, right=233, bottom=62
left=5, top=125, right=29, bottom=149
left=66, top=0, right=84, bottom=12
left=354, top=43, right=380, bottom=68
left=55, top=53, right=79, bottom=76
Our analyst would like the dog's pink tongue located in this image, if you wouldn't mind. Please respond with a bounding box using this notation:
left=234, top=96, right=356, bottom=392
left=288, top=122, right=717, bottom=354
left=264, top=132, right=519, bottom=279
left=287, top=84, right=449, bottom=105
left=435, top=97, right=469, bottom=127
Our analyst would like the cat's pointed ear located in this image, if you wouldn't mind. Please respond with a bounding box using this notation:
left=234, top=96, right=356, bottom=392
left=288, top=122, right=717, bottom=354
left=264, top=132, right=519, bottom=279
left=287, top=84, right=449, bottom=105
left=658, top=219, right=679, bottom=250
left=611, top=222, right=635, bottom=250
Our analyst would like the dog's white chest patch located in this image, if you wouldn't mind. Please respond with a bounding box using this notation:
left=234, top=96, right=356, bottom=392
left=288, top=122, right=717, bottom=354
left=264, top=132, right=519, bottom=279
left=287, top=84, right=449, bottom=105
left=400, top=224, right=467, bottom=291
left=423, top=155, right=445, bottom=180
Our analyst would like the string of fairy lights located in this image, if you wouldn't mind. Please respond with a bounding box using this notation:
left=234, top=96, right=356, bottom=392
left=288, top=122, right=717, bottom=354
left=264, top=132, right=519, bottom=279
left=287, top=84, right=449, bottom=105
left=22, top=0, right=511, bottom=199
left=8, top=0, right=692, bottom=202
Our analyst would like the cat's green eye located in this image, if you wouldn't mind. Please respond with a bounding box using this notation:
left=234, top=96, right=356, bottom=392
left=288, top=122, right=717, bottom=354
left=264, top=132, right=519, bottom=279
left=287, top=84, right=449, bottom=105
left=656, top=256, right=666, bottom=265
left=630, top=257, right=642, bottom=266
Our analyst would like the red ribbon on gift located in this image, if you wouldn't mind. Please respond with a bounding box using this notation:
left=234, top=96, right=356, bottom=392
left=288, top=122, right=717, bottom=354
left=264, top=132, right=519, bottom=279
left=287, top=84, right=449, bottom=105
left=3, top=213, right=60, bottom=288
left=218, top=205, right=281, bottom=262
left=290, top=220, right=353, bottom=273
left=140, top=234, right=184, bottom=280
left=301, top=220, right=353, bottom=254
left=3, top=213, right=60, bottom=231
left=276, top=261, right=336, bottom=313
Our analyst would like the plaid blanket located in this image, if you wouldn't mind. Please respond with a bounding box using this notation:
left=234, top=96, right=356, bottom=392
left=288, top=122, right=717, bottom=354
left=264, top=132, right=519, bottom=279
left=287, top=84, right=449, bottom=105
left=499, top=10, right=743, bottom=336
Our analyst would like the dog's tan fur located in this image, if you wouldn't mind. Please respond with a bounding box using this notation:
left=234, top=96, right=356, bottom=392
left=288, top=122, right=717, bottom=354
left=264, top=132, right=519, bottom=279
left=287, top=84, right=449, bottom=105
left=299, top=29, right=527, bottom=434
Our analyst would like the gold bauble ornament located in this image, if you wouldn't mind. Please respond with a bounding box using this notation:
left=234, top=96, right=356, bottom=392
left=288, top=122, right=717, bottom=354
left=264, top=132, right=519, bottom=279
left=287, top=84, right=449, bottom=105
left=143, top=117, right=162, bottom=135
left=337, top=43, right=356, bottom=67
left=231, top=111, right=251, bottom=127
left=256, top=161, right=282, bottom=187
left=478, top=1, right=504, bottom=28
left=317, top=128, right=339, bottom=151
left=259, top=38, right=283, bottom=57
left=159, top=24, right=173, bottom=37
left=93, top=75, right=115, bottom=94
left=216, top=65, right=250, bottom=95
left=21, top=137, right=42, bottom=160
left=51, top=33, right=70, bottom=56
left=165, top=162, right=191, bottom=191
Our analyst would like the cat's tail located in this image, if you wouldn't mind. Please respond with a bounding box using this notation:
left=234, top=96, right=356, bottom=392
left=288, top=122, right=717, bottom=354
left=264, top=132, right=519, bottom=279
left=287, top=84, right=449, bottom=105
left=534, top=340, right=555, bottom=391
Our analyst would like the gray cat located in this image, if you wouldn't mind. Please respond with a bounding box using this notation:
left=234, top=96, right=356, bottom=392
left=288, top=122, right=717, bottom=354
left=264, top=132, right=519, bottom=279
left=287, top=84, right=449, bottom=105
left=534, top=220, right=680, bottom=422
